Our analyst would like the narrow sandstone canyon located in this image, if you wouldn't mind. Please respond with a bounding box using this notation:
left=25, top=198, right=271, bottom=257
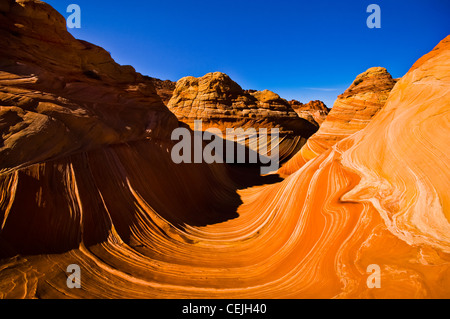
left=0, top=0, right=449, bottom=299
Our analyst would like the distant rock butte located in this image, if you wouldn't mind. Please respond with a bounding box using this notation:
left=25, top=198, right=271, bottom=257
left=167, top=72, right=327, bottom=131
left=289, top=100, right=329, bottom=125
left=167, top=72, right=320, bottom=162
left=0, top=0, right=179, bottom=173
left=279, top=67, right=397, bottom=176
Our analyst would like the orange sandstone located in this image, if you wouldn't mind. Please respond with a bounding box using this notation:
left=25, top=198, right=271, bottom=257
left=279, top=67, right=397, bottom=176
left=0, top=0, right=449, bottom=300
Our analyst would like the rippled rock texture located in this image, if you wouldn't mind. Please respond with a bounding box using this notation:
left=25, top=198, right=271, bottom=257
left=0, top=0, right=179, bottom=174
left=168, top=72, right=318, bottom=162
left=0, top=0, right=449, bottom=299
left=168, top=73, right=303, bottom=132
left=289, top=99, right=329, bottom=126
left=279, top=67, right=397, bottom=176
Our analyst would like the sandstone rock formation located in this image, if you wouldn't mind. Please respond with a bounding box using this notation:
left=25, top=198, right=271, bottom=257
left=279, top=67, right=397, bottom=176
left=148, top=77, right=176, bottom=105
left=167, top=72, right=318, bottom=162
left=289, top=99, right=329, bottom=125
left=0, top=0, right=449, bottom=300
left=0, top=0, right=179, bottom=173
left=168, top=72, right=312, bottom=132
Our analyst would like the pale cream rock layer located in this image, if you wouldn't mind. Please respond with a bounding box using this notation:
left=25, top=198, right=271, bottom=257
left=279, top=67, right=397, bottom=176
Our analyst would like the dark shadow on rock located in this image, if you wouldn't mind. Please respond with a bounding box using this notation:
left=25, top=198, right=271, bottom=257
left=0, top=128, right=287, bottom=259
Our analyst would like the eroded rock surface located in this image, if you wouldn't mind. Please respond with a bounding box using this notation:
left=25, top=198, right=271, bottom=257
left=279, top=67, right=397, bottom=176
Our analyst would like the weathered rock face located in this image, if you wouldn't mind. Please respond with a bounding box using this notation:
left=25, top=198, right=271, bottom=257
left=289, top=99, right=329, bottom=125
left=279, top=67, right=397, bottom=176
left=167, top=72, right=318, bottom=163
left=1, top=0, right=449, bottom=300
left=0, top=0, right=179, bottom=173
left=1, top=32, right=448, bottom=299
left=148, top=77, right=176, bottom=105
left=168, top=72, right=316, bottom=134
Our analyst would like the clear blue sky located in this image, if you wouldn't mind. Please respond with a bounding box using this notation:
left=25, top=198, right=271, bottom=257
left=45, top=0, right=449, bottom=107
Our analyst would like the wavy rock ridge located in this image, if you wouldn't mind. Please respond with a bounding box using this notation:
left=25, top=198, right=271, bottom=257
left=279, top=67, right=397, bottom=176
left=0, top=0, right=449, bottom=299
